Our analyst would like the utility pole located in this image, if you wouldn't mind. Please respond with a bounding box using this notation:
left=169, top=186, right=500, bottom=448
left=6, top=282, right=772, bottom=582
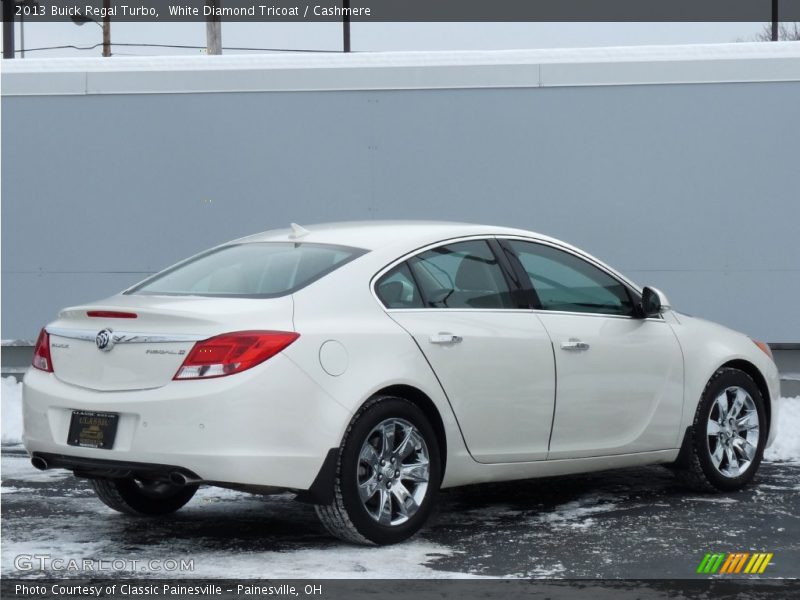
left=102, top=0, right=111, bottom=56
left=342, top=0, right=351, bottom=52
left=772, top=0, right=779, bottom=41
left=206, top=0, right=222, bottom=54
left=2, top=0, right=14, bottom=59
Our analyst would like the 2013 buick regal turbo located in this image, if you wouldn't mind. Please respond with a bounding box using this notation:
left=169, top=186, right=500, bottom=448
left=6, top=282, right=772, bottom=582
left=22, top=221, right=780, bottom=545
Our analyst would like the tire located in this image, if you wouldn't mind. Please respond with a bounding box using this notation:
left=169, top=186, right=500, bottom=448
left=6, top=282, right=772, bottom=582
left=315, top=396, right=442, bottom=545
left=674, top=367, right=767, bottom=492
left=90, top=477, right=198, bottom=516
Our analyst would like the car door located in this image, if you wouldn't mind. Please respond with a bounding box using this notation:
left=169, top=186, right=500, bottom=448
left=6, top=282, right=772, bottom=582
left=374, top=239, right=556, bottom=463
left=502, top=239, right=684, bottom=460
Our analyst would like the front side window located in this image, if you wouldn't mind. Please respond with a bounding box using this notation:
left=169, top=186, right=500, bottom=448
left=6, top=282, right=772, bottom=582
left=407, top=240, right=514, bottom=309
left=507, top=240, right=635, bottom=316
left=128, top=242, right=365, bottom=298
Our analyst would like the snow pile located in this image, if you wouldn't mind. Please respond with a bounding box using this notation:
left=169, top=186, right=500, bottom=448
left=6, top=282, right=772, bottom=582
left=764, top=396, right=800, bottom=463
left=1, top=377, right=23, bottom=445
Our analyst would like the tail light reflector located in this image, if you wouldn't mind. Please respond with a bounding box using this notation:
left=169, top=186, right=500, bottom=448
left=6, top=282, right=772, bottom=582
left=174, top=331, right=299, bottom=380
left=752, top=339, right=774, bottom=360
left=32, top=328, right=54, bottom=372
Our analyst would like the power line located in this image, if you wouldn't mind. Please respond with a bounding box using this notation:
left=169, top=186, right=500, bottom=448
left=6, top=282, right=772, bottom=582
left=15, top=43, right=104, bottom=52
left=16, top=42, right=345, bottom=54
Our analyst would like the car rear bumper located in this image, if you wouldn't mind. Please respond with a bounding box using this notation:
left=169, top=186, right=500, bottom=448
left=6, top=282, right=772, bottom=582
left=21, top=354, right=351, bottom=492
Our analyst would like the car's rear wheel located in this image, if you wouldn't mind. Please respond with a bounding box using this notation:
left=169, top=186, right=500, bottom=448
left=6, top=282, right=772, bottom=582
left=315, top=396, right=441, bottom=545
left=90, top=477, right=198, bottom=516
left=674, top=367, right=767, bottom=492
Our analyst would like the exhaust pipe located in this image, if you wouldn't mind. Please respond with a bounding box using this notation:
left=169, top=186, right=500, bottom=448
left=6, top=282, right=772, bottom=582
left=169, top=471, right=200, bottom=486
left=31, top=456, right=49, bottom=471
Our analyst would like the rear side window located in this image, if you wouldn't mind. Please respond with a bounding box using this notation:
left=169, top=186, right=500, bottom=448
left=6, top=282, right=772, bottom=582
left=127, top=243, right=365, bottom=298
left=408, top=240, right=514, bottom=309
left=375, top=263, right=424, bottom=309
left=508, top=240, right=635, bottom=316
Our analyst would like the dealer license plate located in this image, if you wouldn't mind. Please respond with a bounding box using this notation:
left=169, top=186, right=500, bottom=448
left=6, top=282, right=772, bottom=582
left=67, top=411, right=119, bottom=449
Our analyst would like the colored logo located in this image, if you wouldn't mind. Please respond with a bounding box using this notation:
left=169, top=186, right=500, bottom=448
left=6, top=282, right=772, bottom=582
left=697, top=552, right=773, bottom=574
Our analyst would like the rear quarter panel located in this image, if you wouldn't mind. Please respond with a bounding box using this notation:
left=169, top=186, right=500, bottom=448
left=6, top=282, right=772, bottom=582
left=284, top=255, right=473, bottom=487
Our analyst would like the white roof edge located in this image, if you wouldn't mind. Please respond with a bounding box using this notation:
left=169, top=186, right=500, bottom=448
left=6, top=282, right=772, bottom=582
left=232, top=220, right=568, bottom=251
left=3, top=42, right=799, bottom=96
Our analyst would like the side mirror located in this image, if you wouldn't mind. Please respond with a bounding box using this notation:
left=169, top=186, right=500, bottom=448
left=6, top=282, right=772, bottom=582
left=641, top=286, right=671, bottom=318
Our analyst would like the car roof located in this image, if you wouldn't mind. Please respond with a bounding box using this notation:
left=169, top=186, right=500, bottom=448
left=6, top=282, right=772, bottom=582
left=231, top=220, right=641, bottom=294
left=233, top=220, right=642, bottom=293
left=233, top=220, right=558, bottom=252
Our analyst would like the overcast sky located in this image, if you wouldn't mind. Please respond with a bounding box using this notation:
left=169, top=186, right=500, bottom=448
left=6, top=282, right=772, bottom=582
left=7, top=22, right=770, bottom=58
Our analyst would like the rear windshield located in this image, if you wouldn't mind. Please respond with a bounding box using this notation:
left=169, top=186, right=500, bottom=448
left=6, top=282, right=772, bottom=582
left=127, top=242, right=366, bottom=298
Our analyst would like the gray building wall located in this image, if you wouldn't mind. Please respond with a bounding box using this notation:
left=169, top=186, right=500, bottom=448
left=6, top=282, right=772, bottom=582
left=2, top=47, right=800, bottom=349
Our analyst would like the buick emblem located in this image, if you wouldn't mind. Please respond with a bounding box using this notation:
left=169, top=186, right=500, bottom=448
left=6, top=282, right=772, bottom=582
left=96, top=329, right=115, bottom=352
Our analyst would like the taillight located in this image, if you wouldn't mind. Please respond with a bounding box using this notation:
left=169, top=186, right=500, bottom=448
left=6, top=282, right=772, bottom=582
left=174, top=331, right=299, bottom=380
left=87, top=311, right=137, bottom=319
left=32, top=328, right=54, bottom=372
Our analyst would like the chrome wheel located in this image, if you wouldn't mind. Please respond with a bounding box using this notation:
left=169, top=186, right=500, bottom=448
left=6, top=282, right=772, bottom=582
left=706, top=386, right=760, bottom=478
left=357, top=418, right=430, bottom=526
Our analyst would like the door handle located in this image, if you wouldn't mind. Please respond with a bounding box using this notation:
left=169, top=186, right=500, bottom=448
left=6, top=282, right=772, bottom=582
left=561, top=338, right=590, bottom=351
left=429, top=333, right=462, bottom=345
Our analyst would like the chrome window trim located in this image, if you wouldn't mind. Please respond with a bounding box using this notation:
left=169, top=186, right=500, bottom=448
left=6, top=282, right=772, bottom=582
left=382, top=307, right=666, bottom=322
left=47, top=327, right=207, bottom=344
left=370, top=235, right=514, bottom=312
left=370, top=234, right=650, bottom=319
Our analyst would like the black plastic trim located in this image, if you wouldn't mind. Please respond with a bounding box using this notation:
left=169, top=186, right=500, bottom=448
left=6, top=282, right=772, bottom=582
left=32, top=452, right=200, bottom=482
left=671, top=426, right=694, bottom=469
left=495, top=238, right=541, bottom=309
left=294, top=447, right=339, bottom=505
left=35, top=450, right=340, bottom=502
left=486, top=238, right=531, bottom=309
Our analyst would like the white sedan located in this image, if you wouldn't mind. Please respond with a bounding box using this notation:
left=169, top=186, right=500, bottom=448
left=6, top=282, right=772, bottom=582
left=22, top=222, right=780, bottom=545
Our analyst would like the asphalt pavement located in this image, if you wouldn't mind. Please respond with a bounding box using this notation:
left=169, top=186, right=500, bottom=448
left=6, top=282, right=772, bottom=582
left=2, top=447, right=798, bottom=579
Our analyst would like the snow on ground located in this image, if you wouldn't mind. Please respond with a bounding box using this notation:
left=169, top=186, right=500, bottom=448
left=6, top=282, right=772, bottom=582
left=3, top=442, right=800, bottom=578
left=187, top=539, right=465, bottom=579
left=534, top=499, right=620, bottom=526
left=2, top=377, right=23, bottom=445
left=2, top=377, right=798, bottom=460
left=0, top=448, right=70, bottom=482
left=0, top=452, right=467, bottom=579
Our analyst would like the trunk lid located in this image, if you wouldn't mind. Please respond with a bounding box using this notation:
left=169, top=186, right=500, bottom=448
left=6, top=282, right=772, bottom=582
left=47, top=294, right=294, bottom=391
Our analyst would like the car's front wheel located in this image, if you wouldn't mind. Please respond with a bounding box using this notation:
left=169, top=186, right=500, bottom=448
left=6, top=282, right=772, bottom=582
left=674, top=367, right=767, bottom=492
left=315, top=396, right=441, bottom=545
left=90, top=477, right=198, bottom=516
